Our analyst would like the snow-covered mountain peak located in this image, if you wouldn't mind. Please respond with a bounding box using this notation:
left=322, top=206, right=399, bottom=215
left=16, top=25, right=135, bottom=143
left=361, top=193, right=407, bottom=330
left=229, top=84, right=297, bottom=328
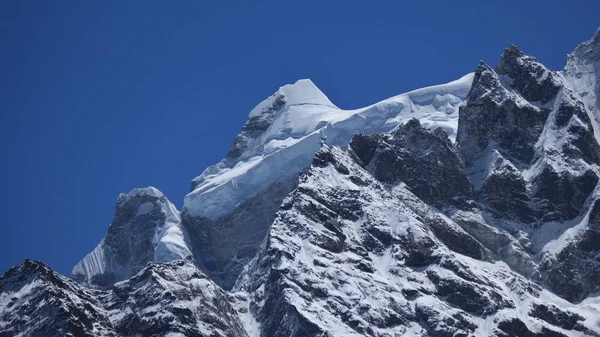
left=251, top=78, right=338, bottom=115
left=116, top=186, right=164, bottom=206
left=72, top=186, right=192, bottom=288
left=1, top=258, right=248, bottom=336
left=2, top=259, right=53, bottom=283
left=180, top=74, right=474, bottom=290
left=279, top=78, right=335, bottom=107
left=496, top=44, right=561, bottom=104
left=1, top=259, right=115, bottom=337
left=185, top=75, right=473, bottom=219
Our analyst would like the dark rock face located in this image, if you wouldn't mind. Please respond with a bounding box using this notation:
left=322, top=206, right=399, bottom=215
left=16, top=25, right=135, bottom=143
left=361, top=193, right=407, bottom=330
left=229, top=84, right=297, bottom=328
left=496, top=45, right=562, bottom=104
left=350, top=119, right=538, bottom=279
left=0, top=260, right=115, bottom=337
left=182, top=177, right=297, bottom=290
left=97, top=194, right=162, bottom=279
left=529, top=303, right=585, bottom=331
left=457, top=61, right=548, bottom=167
left=532, top=167, right=598, bottom=222
left=225, top=94, right=285, bottom=160
left=350, top=119, right=474, bottom=210
left=457, top=40, right=600, bottom=304
left=415, top=304, right=476, bottom=337
left=0, top=259, right=248, bottom=337
left=254, top=269, right=328, bottom=337
left=540, top=199, right=600, bottom=303
left=458, top=47, right=600, bottom=224
left=425, top=269, right=511, bottom=316
left=480, top=164, right=535, bottom=223
left=496, top=318, right=568, bottom=337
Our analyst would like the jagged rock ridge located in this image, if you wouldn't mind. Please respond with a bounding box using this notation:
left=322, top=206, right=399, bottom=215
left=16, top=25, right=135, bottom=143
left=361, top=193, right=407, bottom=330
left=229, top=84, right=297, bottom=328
left=1, top=259, right=247, bottom=336
left=234, top=144, right=597, bottom=336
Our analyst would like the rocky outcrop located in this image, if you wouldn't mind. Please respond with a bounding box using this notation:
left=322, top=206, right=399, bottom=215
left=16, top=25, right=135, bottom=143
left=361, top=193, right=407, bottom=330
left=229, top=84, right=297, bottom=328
left=458, top=45, right=600, bottom=224
left=455, top=33, right=600, bottom=304
left=350, top=118, right=475, bottom=210
left=496, top=45, right=562, bottom=104
left=350, top=119, right=538, bottom=279
left=457, top=60, right=549, bottom=168
left=0, top=260, right=115, bottom=337
left=224, top=94, right=286, bottom=160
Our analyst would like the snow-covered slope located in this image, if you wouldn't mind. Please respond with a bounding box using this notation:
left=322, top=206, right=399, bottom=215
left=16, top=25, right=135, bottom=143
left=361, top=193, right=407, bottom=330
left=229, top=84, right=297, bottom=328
left=184, top=75, right=473, bottom=220
left=182, top=74, right=473, bottom=289
left=234, top=144, right=600, bottom=336
left=72, top=187, right=193, bottom=288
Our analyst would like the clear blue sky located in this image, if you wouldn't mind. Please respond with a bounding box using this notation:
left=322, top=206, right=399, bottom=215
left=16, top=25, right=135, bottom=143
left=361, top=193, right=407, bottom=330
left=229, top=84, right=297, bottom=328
left=1, top=1, right=598, bottom=276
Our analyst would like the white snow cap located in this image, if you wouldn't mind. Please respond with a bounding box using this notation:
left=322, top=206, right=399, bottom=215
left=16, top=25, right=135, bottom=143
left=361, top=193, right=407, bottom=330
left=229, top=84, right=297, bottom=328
left=276, top=79, right=337, bottom=107
left=185, top=74, right=474, bottom=219
left=117, top=186, right=164, bottom=205
left=248, top=79, right=337, bottom=119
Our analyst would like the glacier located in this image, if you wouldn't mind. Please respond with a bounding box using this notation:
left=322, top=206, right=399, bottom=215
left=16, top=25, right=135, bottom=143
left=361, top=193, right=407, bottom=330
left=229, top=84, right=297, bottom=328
left=184, top=74, right=474, bottom=219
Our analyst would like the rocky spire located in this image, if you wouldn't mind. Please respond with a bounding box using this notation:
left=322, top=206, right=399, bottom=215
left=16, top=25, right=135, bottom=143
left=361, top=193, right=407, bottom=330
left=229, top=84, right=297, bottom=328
left=72, top=187, right=192, bottom=288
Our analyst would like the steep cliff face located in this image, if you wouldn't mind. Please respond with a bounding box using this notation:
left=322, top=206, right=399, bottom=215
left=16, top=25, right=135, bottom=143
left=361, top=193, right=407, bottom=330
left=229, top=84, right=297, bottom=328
left=350, top=119, right=537, bottom=280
